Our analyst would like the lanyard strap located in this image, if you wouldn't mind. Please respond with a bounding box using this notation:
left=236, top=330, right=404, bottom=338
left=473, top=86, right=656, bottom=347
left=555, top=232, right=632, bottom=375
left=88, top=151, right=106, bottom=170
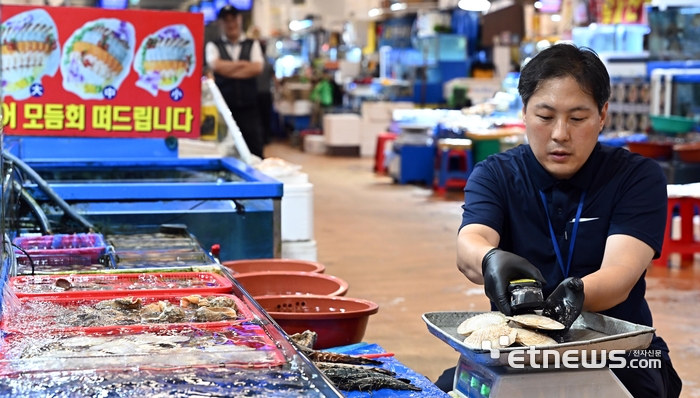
left=539, top=190, right=586, bottom=279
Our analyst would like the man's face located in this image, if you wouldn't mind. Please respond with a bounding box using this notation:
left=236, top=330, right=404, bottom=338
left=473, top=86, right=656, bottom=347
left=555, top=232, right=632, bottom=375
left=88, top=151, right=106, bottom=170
left=221, top=14, right=241, bottom=41
left=523, top=76, right=608, bottom=180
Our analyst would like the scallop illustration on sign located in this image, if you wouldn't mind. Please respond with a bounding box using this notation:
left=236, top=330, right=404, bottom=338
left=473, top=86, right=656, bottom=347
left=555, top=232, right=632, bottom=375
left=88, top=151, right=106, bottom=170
left=60, top=18, right=135, bottom=100
left=133, top=24, right=196, bottom=97
left=1, top=9, right=60, bottom=100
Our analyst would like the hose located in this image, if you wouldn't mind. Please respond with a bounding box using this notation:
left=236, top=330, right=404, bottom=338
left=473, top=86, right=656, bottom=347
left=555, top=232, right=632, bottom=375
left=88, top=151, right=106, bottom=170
left=2, top=151, right=95, bottom=232
left=13, top=180, right=52, bottom=235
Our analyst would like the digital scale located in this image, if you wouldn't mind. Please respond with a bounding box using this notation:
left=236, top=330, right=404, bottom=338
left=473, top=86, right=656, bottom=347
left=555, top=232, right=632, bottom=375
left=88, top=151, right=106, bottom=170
left=452, top=355, right=631, bottom=398
left=423, top=311, right=655, bottom=398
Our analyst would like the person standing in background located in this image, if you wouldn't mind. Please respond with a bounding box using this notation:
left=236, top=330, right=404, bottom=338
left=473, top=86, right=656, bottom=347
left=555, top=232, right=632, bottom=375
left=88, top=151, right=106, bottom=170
left=250, top=26, right=276, bottom=146
left=205, top=5, right=265, bottom=159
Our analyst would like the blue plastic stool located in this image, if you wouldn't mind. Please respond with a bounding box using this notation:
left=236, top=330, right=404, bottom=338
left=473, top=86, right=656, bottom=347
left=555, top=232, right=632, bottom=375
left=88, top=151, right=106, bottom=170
left=434, top=138, right=474, bottom=194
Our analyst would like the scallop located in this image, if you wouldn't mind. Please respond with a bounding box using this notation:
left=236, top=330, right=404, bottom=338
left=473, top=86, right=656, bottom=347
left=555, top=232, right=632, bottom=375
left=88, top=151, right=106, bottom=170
left=457, top=312, right=507, bottom=336
left=507, top=314, right=565, bottom=330
left=513, top=327, right=558, bottom=347
left=463, top=324, right=517, bottom=350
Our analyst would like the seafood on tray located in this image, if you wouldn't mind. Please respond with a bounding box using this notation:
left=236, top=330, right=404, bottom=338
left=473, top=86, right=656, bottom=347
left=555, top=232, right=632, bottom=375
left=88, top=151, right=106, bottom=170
left=457, top=311, right=562, bottom=350
left=60, top=18, right=135, bottom=99
left=133, top=24, right=196, bottom=96
left=5, top=295, right=241, bottom=330
left=1, top=9, right=60, bottom=100
left=291, top=330, right=423, bottom=392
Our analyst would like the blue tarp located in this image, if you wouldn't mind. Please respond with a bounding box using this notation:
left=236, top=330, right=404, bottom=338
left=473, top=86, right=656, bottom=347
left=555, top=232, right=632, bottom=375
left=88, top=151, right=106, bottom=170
left=325, top=343, right=450, bottom=398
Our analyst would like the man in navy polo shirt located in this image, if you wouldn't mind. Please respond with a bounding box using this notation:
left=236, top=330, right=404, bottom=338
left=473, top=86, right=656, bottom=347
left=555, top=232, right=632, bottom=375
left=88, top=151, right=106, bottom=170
left=449, top=44, right=682, bottom=397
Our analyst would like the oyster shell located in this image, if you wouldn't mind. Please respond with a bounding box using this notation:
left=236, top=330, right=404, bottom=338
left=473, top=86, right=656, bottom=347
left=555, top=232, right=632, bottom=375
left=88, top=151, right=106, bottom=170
left=95, top=297, right=142, bottom=311
left=180, top=295, right=205, bottom=308
left=204, top=296, right=236, bottom=308
left=457, top=312, right=507, bottom=336
left=194, top=307, right=237, bottom=322
left=463, top=324, right=517, bottom=350
left=508, top=314, right=565, bottom=330
left=513, top=327, right=558, bottom=347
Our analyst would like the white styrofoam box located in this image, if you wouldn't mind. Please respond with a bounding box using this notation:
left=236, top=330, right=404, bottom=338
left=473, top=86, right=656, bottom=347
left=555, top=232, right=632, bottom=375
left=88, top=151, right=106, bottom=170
left=293, top=100, right=313, bottom=115
left=323, top=113, right=361, bottom=146
left=282, top=182, right=314, bottom=242
left=274, top=171, right=309, bottom=185
left=360, top=120, right=389, bottom=157
left=276, top=100, right=294, bottom=115
left=304, top=134, right=326, bottom=154
left=282, top=240, right=318, bottom=262
left=361, top=101, right=414, bottom=122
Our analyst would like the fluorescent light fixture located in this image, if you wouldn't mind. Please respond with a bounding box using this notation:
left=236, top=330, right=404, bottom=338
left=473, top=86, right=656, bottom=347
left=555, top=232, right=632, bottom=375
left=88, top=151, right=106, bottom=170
left=289, top=19, right=313, bottom=31
left=534, top=1, right=542, bottom=8
left=550, top=14, right=561, bottom=21
left=390, top=2, right=407, bottom=11
left=368, top=8, right=384, bottom=17
left=458, top=0, right=491, bottom=12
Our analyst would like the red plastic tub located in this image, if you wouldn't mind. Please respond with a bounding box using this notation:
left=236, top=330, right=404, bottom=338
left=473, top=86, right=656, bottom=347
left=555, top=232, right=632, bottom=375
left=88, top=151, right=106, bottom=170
left=233, top=271, right=348, bottom=298
left=9, top=272, right=233, bottom=298
left=674, top=142, right=700, bottom=163
left=627, top=141, right=674, bottom=160
left=0, top=322, right=286, bottom=369
left=255, top=295, right=379, bottom=349
left=222, top=259, right=326, bottom=275
left=1, top=293, right=254, bottom=335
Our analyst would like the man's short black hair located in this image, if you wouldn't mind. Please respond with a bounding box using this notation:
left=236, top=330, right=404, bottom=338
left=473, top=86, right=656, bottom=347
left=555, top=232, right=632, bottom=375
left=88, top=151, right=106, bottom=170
left=518, top=44, right=610, bottom=113
left=218, top=5, right=240, bottom=19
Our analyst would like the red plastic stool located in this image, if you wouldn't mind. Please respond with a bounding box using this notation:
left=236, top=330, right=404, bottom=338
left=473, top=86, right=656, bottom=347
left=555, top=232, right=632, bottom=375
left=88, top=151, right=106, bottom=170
left=433, top=138, right=474, bottom=195
left=653, top=196, right=700, bottom=267
left=374, top=132, right=398, bottom=174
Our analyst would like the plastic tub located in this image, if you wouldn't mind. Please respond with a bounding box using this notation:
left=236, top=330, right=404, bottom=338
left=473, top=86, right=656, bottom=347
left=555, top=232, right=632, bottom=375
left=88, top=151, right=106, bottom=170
left=13, top=234, right=106, bottom=264
left=255, top=295, right=379, bottom=349
left=222, top=259, right=325, bottom=275
left=9, top=272, right=233, bottom=297
left=233, top=271, right=348, bottom=298
left=674, top=142, right=700, bottom=163
left=627, top=141, right=674, bottom=160
left=650, top=115, right=696, bottom=134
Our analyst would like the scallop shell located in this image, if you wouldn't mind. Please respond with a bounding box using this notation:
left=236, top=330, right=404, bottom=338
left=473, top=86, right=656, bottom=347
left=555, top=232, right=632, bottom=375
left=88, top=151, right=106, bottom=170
left=463, top=324, right=517, bottom=350
left=457, top=312, right=507, bottom=336
left=507, top=314, right=565, bottom=330
left=513, top=327, right=558, bottom=347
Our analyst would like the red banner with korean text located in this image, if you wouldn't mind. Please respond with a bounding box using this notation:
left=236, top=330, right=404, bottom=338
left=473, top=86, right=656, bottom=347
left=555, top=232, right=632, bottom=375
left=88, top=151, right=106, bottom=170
left=1, top=5, right=203, bottom=138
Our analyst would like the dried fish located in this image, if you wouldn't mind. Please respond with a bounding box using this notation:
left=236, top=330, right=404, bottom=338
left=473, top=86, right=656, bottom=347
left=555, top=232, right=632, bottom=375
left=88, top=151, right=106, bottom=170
left=315, top=362, right=396, bottom=377
left=329, top=374, right=422, bottom=392
left=289, top=330, right=318, bottom=349
left=457, top=312, right=507, bottom=336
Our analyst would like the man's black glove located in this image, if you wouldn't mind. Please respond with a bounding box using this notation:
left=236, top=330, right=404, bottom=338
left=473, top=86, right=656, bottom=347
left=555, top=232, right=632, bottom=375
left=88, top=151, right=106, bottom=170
left=542, top=277, right=585, bottom=335
left=482, top=248, right=546, bottom=316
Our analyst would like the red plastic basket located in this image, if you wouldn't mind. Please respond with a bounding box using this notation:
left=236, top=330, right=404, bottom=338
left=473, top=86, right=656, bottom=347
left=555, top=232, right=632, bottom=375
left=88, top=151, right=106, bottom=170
left=0, top=322, right=286, bottom=370
left=15, top=252, right=111, bottom=274
left=1, top=293, right=254, bottom=335
left=13, top=234, right=107, bottom=271
left=9, top=272, right=233, bottom=298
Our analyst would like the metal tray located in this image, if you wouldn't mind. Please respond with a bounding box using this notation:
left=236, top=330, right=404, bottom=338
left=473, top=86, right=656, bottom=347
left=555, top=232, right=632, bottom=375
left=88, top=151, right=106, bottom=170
left=423, top=311, right=655, bottom=367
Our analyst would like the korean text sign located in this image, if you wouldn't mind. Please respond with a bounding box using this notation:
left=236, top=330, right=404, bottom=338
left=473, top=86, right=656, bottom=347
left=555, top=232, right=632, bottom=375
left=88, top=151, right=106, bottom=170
left=1, top=5, right=204, bottom=138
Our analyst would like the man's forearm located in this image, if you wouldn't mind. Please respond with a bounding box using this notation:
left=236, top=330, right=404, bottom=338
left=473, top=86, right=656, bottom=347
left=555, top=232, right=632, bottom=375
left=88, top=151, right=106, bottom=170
left=214, top=59, right=262, bottom=79
left=457, top=225, right=500, bottom=284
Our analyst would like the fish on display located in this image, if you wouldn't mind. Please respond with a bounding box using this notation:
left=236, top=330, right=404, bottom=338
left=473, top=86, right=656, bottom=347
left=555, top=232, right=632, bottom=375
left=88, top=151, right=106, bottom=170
left=296, top=344, right=382, bottom=366
left=329, top=374, right=422, bottom=392
left=288, top=330, right=318, bottom=349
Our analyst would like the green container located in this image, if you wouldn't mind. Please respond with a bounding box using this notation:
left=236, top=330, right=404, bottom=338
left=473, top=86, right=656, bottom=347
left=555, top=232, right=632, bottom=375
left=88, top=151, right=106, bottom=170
left=650, top=115, right=697, bottom=134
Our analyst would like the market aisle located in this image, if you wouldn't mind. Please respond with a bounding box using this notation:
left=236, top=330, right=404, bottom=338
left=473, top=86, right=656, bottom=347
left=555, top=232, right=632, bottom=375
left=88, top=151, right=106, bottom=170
left=265, top=142, right=700, bottom=397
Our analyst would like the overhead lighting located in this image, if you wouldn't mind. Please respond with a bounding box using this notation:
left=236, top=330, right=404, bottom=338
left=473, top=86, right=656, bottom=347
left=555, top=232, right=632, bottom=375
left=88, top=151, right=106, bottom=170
left=458, top=0, right=491, bottom=12
left=550, top=14, right=561, bottom=21
left=368, top=8, right=384, bottom=17
left=534, top=1, right=542, bottom=8
left=390, top=2, right=407, bottom=11
left=289, top=19, right=313, bottom=31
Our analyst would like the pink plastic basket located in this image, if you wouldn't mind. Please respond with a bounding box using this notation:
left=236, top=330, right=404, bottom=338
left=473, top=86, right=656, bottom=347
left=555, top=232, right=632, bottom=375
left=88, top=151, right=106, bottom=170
left=13, top=234, right=107, bottom=267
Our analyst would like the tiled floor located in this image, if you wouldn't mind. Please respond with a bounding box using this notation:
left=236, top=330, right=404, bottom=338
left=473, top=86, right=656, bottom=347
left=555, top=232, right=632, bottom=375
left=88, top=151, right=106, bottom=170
left=256, top=141, right=698, bottom=397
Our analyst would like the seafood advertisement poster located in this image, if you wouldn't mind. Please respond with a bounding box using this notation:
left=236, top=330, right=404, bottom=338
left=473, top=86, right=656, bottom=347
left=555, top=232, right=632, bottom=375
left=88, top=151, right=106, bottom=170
left=1, top=5, right=203, bottom=138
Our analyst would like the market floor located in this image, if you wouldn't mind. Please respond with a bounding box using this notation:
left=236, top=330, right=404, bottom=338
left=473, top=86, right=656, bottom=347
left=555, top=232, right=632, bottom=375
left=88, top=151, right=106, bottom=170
left=259, top=141, right=698, bottom=396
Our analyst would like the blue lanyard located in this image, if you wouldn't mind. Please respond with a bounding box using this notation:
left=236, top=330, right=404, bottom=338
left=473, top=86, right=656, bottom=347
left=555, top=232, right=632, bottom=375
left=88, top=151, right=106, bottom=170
left=539, top=190, right=586, bottom=279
